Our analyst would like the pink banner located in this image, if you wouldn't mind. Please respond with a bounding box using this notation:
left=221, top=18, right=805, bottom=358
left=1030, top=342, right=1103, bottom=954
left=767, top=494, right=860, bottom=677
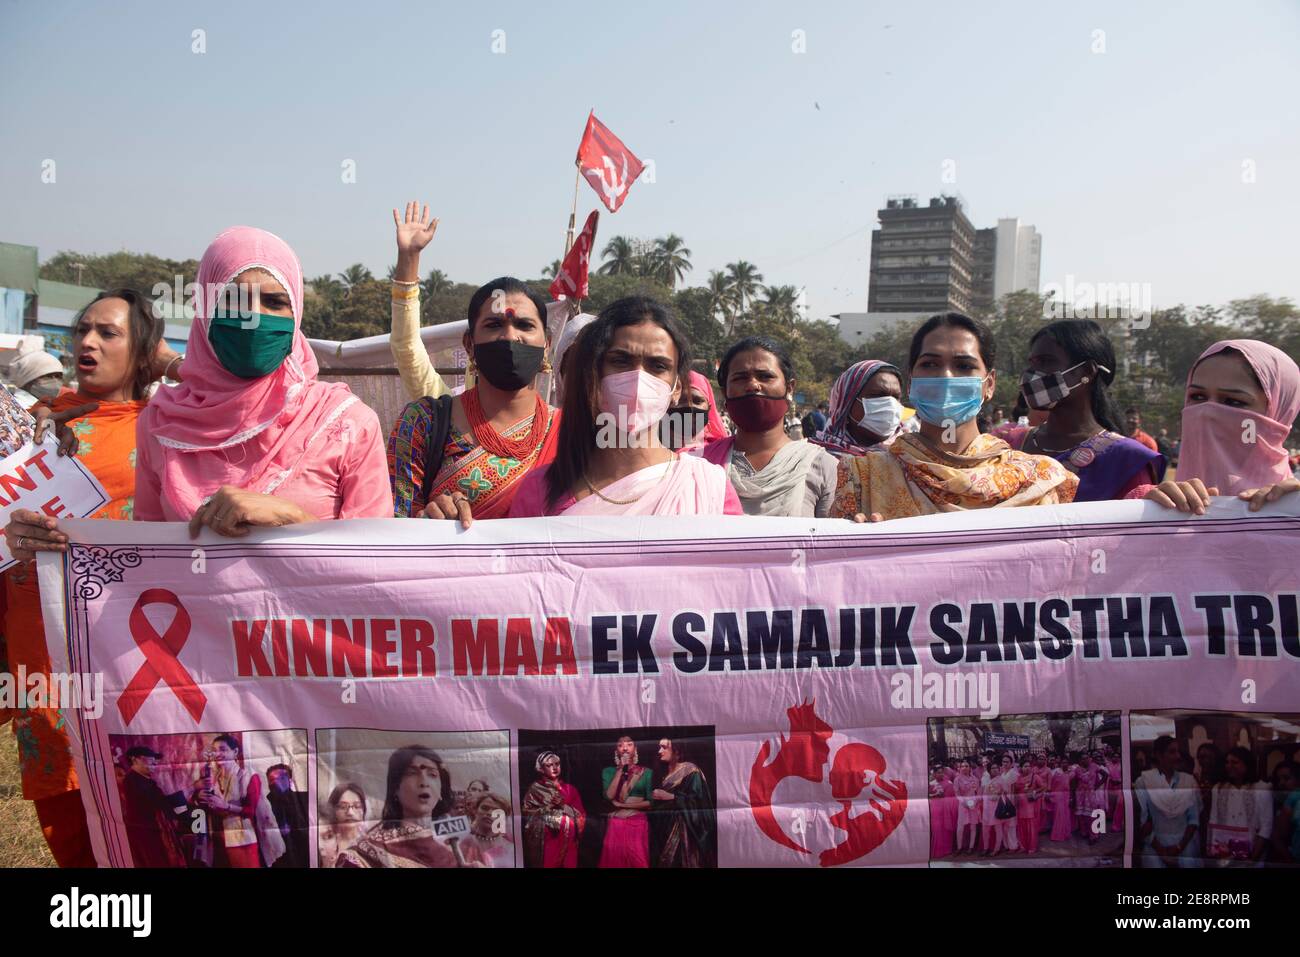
left=38, top=498, right=1300, bottom=868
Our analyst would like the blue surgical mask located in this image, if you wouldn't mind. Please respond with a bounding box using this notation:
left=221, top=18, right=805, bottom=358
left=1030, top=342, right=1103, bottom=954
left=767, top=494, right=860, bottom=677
left=908, top=376, right=988, bottom=427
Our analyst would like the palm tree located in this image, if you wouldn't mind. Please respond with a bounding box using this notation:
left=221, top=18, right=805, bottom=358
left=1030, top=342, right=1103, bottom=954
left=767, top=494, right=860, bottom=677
left=421, top=268, right=453, bottom=297
left=761, top=284, right=800, bottom=327
left=725, top=260, right=764, bottom=320
left=706, top=270, right=735, bottom=326
left=309, top=274, right=344, bottom=300
left=541, top=259, right=562, bottom=280
left=599, top=236, right=638, bottom=276
left=337, top=263, right=374, bottom=290
left=651, top=234, right=693, bottom=290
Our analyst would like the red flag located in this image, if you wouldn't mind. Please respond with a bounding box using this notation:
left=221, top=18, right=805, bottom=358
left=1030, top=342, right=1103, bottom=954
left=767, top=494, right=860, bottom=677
left=576, top=112, right=644, bottom=213
left=549, top=210, right=599, bottom=301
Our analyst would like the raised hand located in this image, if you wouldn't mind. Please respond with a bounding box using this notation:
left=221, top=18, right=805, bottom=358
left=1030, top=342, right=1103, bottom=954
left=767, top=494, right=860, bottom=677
left=33, top=402, right=98, bottom=457
left=393, top=201, right=439, bottom=257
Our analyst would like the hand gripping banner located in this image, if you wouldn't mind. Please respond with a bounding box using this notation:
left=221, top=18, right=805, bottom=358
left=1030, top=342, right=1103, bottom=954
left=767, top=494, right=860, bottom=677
left=37, top=498, right=1300, bottom=869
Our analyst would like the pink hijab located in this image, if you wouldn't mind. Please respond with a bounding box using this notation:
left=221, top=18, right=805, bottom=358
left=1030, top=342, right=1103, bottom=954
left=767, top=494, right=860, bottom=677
left=683, top=370, right=728, bottom=450
left=138, top=226, right=358, bottom=515
left=1178, top=339, right=1300, bottom=495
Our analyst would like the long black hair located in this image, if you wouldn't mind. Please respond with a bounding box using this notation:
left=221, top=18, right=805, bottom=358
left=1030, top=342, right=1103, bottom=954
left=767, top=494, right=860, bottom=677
left=380, top=745, right=452, bottom=827
left=544, top=296, right=691, bottom=510
left=71, top=287, right=164, bottom=400
left=1028, top=319, right=1124, bottom=433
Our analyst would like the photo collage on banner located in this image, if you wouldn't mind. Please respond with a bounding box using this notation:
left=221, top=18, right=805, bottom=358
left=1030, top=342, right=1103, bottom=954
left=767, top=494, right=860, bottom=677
left=107, top=729, right=309, bottom=869
left=517, top=726, right=717, bottom=868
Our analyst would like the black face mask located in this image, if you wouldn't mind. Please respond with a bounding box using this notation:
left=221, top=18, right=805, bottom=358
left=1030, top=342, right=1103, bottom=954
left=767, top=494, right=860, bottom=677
left=473, top=340, right=545, bottom=391
left=659, top=406, right=709, bottom=449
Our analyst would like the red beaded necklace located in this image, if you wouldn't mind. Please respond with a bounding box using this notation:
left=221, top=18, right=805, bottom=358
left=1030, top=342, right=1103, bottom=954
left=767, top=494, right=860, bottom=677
left=462, top=387, right=549, bottom=461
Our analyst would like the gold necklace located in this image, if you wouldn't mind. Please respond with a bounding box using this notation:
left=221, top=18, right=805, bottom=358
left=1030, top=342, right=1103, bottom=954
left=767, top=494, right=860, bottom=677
left=583, top=454, right=678, bottom=505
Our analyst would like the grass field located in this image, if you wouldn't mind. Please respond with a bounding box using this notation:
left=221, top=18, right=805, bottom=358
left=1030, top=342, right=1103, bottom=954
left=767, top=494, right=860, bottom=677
left=0, top=732, right=55, bottom=867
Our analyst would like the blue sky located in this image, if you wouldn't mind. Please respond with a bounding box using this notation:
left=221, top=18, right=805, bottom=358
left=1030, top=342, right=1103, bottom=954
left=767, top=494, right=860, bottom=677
left=2, top=0, right=1297, bottom=321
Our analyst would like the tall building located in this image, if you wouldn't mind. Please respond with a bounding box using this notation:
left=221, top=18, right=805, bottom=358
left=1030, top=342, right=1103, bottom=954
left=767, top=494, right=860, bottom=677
left=867, top=195, right=976, bottom=315
left=867, top=199, right=1041, bottom=321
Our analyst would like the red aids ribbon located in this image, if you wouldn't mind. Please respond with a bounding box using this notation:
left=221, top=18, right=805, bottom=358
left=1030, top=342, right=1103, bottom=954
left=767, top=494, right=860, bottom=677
left=117, top=588, right=207, bottom=725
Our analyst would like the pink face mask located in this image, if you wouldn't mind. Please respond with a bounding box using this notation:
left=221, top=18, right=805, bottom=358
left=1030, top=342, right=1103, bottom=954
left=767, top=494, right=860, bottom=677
left=1177, top=400, right=1293, bottom=495
left=599, top=369, right=674, bottom=434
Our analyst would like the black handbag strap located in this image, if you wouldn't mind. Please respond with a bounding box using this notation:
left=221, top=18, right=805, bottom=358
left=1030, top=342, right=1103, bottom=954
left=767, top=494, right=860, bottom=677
left=418, top=394, right=454, bottom=506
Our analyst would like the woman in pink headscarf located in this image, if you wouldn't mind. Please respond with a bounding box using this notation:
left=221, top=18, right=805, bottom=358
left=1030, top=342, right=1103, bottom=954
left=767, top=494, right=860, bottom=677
left=1131, top=339, right=1300, bottom=514
left=135, top=226, right=392, bottom=531
left=811, top=359, right=905, bottom=457
left=662, top=370, right=728, bottom=452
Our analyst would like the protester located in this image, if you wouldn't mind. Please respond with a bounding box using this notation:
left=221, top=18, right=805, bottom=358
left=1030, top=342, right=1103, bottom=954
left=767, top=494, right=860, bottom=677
left=131, top=226, right=392, bottom=532
left=800, top=400, right=828, bottom=439
left=1272, top=762, right=1300, bottom=864
left=1007, top=320, right=1166, bottom=500
left=390, top=275, right=560, bottom=524
left=811, top=359, right=905, bottom=457
left=1073, top=752, right=1109, bottom=846
left=318, top=783, right=367, bottom=868
left=191, top=734, right=285, bottom=868
left=1125, top=408, right=1160, bottom=452
left=1207, top=747, right=1272, bottom=866
left=6, top=351, right=65, bottom=409
left=953, top=759, right=981, bottom=855
left=662, top=369, right=727, bottom=452
left=1135, top=736, right=1201, bottom=868
left=508, top=297, right=741, bottom=517
left=698, top=337, right=837, bottom=517
left=522, top=751, right=585, bottom=868
left=1131, top=340, right=1300, bottom=513
left=553, top=311, right=597, bottom=403
left=831, top=312, right=1078, bottom=521
left=3, top=286, right=176, bottom=868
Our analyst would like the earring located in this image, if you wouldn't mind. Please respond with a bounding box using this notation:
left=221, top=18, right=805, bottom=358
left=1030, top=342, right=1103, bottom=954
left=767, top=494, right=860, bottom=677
left=541, top=355, right=553, bottom=374
left=466, top=353, right=476, bottom=375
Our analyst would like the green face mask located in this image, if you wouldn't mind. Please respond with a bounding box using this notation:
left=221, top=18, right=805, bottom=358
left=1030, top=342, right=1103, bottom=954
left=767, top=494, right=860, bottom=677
left=208, top=311, right=295, bottom=378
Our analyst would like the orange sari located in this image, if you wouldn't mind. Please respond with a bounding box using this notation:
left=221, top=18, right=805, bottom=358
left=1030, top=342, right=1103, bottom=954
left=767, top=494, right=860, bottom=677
left=831, top=431, right=1078, bottom=520
left=4, top=391, right=143, bottom=807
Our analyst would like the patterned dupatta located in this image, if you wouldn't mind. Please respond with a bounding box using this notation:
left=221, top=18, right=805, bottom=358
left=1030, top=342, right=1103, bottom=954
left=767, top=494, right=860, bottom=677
left=429, top=406, right=561, bottom=519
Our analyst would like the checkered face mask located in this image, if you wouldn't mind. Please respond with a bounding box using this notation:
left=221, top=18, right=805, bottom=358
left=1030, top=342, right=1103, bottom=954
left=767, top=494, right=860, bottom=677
left=1019, top=360, right=1107, bottom=410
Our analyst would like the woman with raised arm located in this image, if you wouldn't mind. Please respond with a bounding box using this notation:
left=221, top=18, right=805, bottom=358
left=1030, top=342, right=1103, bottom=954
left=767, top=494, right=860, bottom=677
left=388, top=271, right=561, bottom=523
left=132, top=226, right=392, bottom=533
left=3, top=287, right=178, bottom=867
left=1131, top=339, right=1299, bottom=514
left=698, top=337, right=838, bottom=516
left=507, top=297, right=741, bottom=517
left=831, top=312, right=1077, bottom=522
left=389, top=201, right=450, bottom=401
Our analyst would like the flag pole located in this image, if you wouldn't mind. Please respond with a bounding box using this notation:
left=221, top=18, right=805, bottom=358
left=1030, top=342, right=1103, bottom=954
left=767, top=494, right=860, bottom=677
left=564, top=162, right=581, bottom=255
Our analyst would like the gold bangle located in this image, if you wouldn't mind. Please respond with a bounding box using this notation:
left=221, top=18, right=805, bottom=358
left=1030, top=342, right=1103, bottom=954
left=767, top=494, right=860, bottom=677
left=390, top=279, right=420, bottom=287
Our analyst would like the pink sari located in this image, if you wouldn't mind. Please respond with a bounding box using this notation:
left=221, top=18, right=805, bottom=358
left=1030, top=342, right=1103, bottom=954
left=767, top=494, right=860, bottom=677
left=508, top=454, right=739, bottom=517
left=929, top=777, right=955, bottom=858
left=1107, top=758, right=1125, bottom=831
left=954, top=772, right=981, bottom=829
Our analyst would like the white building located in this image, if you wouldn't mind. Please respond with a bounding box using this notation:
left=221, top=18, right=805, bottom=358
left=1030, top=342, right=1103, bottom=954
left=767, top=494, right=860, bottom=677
left=832, top=311, right=929, bottom=347
left=992, top=218, right=1042, bottom=300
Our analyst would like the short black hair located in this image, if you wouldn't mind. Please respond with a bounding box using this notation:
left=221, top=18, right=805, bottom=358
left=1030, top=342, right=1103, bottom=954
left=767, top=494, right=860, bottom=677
left=907, top=312, right=996, bottom=372
left=212, top=734, right=240, bottom=753
left=267, top=763, right=291, bottom=778
left=717, top=336, right=794, bottom=390
left=125, top=746, right=158, bottom=762
left=466, top=277, right=549, bottom=336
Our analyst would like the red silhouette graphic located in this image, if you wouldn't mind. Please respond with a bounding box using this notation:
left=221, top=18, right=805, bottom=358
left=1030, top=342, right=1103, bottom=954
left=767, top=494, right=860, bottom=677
left=748, top=699, right=833, bottom=854
left=820, top=743, right=908, bottom=867
left=749, top=699, right=908, bottom=866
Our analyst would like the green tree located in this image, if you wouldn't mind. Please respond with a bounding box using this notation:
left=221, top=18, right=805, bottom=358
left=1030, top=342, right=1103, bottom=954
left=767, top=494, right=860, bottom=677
left=337, top=263, right=374, bottom=289
left=421, top=268, right=454, bottom=298
left=599, top=236, right=638, bottom=276
left=724, top=261, right=763, bottom=329
left=650, top=234, right=693, bottom=290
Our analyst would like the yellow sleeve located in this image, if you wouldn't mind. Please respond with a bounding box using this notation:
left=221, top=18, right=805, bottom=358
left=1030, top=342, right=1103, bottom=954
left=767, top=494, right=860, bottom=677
left=390, top=285, right=447, bottom=400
